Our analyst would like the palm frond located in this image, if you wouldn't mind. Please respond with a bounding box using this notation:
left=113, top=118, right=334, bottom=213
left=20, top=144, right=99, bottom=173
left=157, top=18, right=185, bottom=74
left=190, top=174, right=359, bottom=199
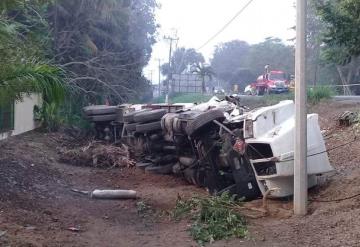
left=0, top=62, right=67, bottom=106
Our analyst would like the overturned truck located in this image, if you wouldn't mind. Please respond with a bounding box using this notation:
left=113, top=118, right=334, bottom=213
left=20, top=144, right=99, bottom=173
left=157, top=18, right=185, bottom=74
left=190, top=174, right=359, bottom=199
left=86, top=97, right=333, bottom=200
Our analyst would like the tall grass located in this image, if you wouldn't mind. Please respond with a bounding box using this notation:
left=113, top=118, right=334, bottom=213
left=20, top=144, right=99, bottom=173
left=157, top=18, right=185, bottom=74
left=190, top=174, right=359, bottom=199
left=152, top=93, right=213, bottom=104
left=307, top=86, right=334, bottom=104
left=263, top=86, right=334, bottom=105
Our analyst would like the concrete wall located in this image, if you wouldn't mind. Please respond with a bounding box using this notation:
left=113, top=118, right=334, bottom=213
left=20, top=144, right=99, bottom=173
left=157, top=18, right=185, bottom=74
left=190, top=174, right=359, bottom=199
left=0, top=94, right=42, bottom=140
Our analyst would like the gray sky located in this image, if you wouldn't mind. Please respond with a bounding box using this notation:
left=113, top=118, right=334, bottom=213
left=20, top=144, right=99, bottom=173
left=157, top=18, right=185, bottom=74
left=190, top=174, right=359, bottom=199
left=145, top=0, right=296, bottom=83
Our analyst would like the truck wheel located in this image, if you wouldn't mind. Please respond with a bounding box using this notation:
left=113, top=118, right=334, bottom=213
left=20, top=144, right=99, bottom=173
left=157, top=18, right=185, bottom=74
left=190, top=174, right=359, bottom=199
left=88, top=114, right=117, bottom=122
left=123, top=109, right=149, bottom=123
left=145, top=163, right=174, bottom=175
left=134, top=109, right=167, bottom=123
left=185, top=110, right=225, bottom=136
left=125, top=122, right=137, bottom=132
left=136, top=162, right=152, bottom=169
left=136, top=121, right=162, bottom=133
left=257, top=88, right=265, bottom=96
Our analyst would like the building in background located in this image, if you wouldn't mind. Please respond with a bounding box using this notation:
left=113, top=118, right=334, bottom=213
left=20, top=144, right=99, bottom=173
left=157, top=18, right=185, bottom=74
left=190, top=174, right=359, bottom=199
left=0, top=94, right=42, bottom=140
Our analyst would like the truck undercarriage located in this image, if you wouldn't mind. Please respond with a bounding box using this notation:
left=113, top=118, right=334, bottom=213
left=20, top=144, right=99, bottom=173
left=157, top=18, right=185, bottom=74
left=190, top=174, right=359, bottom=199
left=84, top=97, right=333, bottom=200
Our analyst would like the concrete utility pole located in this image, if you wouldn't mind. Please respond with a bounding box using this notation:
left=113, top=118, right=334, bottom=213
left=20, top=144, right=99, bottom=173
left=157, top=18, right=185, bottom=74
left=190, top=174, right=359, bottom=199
left=164, top=35, right=179, bottom=104
left=150, top=70, right=153, bottom=85
left=156, top=59, right=162, bottom=97
left=294, top=0, right=308, bottom=216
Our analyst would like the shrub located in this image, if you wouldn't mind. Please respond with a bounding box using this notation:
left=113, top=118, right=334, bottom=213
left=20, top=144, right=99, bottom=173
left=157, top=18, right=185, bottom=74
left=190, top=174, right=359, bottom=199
left=307, top=86, right=334, bottom=104
left=172, top=193, right=247, bottom=245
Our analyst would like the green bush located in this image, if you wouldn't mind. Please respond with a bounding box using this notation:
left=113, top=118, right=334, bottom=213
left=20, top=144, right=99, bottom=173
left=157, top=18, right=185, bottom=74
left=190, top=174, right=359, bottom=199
left=307, top=86, right=334, bottom=104
left=34, top=102, right=64, bottom=132
left=260, top=86, right=333, bottom=106
left=172, top=193, right=247, bottom=245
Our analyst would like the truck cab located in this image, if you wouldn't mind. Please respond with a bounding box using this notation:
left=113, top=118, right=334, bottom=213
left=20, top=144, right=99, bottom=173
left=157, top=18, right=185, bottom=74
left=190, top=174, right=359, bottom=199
left=255, top=70, right=289, bottom=95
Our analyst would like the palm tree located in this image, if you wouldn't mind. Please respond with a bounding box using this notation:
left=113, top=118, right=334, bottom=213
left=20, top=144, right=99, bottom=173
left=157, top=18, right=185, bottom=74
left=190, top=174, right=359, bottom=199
left=191, top=63, right=215, bottom=93
left=0, top=1, right=66, bottom=106
left=0, top=62, right=66, bottom=106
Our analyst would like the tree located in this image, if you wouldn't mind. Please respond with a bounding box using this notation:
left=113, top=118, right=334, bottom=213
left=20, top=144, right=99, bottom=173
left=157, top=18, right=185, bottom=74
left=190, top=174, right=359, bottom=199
left=49, top=0, right=158, bottom=103
left=0, top=0, right=66, bottom=106
left=161, top=47, right=205, bottom=76
left=211, top=38, right=294, bottom=91
left=246, top=38, right=295, bottom=77
left=211, top=40, right=250, bottom=84
left=316, top=0, right=360, bottom=94
left=191, top=64, right=215, bottom=93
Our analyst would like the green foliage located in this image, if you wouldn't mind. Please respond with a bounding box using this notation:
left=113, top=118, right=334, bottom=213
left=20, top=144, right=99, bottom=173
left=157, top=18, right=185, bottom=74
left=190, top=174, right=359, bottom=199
left=162, top=48, right=205, bottom=76
left=34, top=101, right=63, bottom=132
left=0, top=1, right=66, bottom=107
left=211, top=38, right=294, bottom=90
left=152, top=93, right=212, bottom=104
left=59, top=95, right=92, bottom=130
left=51, top=0, right=158, bottom=103
left=241, top=87, right=333, bottom=107
left=316, top=0, right=360, bottom=65
left=0, top=0, right=158, bottom=130
left=211, top=40, right=251, bottom=86
left=191, top=64, right=215, bottom=93
left=172, top=193, right=247, bottom=245
left=136, top=201, right=154, bottom=216
left=307, top=86, right=334, bottom=104
left=246, top=38, right=295, bottom=77
left=0, top=63, right=66, bottom=106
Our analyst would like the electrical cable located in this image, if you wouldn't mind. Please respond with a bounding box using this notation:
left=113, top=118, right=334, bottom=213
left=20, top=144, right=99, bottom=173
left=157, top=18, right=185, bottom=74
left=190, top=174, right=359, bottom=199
left=246, top=128, right=358, bottom=163
left=309, top=192, right=360, bottom=203
left=279, top=130, right=358, bottom=163
left=166, top=0, right=255, bottom=82
left=247, top=128, right=360, bottom=203
left=197, top=0, right=255, bottom=50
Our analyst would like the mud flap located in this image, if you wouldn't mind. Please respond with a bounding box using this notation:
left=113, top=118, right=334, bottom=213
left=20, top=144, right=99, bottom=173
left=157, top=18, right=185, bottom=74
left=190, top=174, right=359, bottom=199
left=227, top=151, right=261, bottom=200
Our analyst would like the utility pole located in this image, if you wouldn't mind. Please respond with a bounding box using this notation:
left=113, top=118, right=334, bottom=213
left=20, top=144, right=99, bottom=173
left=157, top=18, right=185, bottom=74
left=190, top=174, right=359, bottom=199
left=164, top=35, right=179, bottom=104
left=294, top=0, right=307, bottom=216
left=149, top=70, right=153, bottom=85
left=156, top=59, right=162, bottom=97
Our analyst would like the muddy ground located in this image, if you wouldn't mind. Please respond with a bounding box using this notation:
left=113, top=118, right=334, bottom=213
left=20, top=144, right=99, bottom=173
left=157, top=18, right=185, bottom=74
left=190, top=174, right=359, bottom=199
left=1, top=100, right=360, bottom=247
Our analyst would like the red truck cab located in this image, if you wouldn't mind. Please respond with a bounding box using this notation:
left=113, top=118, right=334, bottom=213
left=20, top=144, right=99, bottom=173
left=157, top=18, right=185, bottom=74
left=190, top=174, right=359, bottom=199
left=254, top=70, right=289, bottom=95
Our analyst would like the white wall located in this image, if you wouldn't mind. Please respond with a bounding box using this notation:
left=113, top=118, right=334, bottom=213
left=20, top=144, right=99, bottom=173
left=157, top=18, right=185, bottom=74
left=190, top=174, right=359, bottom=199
left=0, top=94, right=42, bottom=140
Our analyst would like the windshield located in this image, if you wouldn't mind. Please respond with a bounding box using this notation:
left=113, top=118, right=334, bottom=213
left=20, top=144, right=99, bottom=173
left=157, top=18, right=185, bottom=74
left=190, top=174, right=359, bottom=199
left=269, top=73, right=286, bottom=80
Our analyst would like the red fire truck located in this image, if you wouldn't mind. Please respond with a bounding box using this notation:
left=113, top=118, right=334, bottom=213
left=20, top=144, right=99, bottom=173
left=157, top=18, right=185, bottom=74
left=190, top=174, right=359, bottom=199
left=249, top=69, right=290, bottom=95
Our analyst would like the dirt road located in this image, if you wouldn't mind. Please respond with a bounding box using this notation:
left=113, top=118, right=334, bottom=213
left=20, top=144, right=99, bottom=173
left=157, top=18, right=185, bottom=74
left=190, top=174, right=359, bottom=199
left=1, top=100, right=360, bottom=246
left=0, top=133, right=203, bottom=247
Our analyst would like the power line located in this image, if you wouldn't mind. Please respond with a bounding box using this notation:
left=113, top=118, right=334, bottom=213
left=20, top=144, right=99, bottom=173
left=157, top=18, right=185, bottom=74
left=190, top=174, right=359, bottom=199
left=197, top=0, right=255, bottom=50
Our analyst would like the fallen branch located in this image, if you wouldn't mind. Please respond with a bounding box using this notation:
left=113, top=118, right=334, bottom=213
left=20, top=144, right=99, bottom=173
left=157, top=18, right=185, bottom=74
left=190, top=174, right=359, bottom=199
left=59, top=141, right=135, bottom=168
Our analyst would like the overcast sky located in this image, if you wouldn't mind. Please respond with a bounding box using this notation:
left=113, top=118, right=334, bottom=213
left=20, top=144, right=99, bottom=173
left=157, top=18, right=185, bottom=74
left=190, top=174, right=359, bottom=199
left=145, top=0, right=296, bottom=83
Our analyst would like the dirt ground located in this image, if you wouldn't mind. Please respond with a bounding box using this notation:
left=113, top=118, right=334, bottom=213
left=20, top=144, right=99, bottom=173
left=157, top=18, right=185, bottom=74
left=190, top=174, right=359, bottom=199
left=1, top=99, right=360, bottom=247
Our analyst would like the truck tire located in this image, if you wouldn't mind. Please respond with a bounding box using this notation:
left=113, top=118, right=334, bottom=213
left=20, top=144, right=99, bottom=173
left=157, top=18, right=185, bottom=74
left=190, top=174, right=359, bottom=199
left=155, top=154, right=178, bottom=165
left=134, top=109, right=167, bottom=123
left=136, top=121, right=162, bottom=133
left=257, top=87, right=268, bottom=96
left=179, top=156, right=196, bottom=166
left=83, top=105, right=117, bottom=116
left=185, top=110, right=225, bottom=136
left=136, top=162, right=152, bottom=169
left=145, top=163, right=174, bottom=175
left=88, top=114, right=117, bottom=122
left=123, top=109, right=149, bottom=123
left=125, top=122, right=137, bottom=132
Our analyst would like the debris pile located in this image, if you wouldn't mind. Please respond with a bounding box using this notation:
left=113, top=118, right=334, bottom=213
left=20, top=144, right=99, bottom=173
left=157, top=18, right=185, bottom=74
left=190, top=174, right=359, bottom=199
left=338, top=111, right=359, bottom=126
left=59, top=141, right=135, bottom=168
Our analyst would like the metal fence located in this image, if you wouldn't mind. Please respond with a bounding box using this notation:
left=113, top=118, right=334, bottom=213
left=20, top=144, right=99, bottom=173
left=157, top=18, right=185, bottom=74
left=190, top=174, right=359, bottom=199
left=171, top=74, right=203, bottom=93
